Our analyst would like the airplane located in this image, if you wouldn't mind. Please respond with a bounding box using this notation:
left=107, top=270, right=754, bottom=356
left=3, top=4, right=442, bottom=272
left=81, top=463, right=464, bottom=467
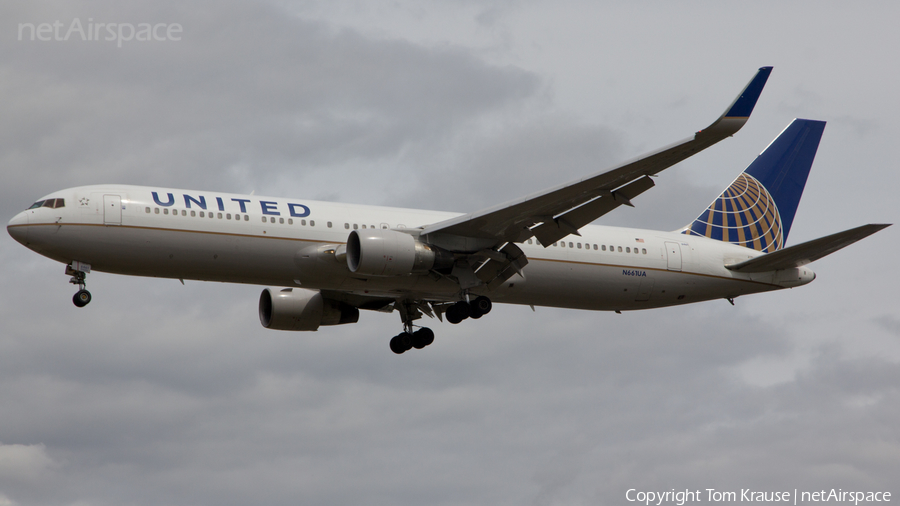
left=7, top=67, right=890, bottom=354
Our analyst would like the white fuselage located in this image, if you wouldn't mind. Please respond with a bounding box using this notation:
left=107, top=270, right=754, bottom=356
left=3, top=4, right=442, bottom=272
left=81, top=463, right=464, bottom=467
left=7, top=185, right=816, bottom=311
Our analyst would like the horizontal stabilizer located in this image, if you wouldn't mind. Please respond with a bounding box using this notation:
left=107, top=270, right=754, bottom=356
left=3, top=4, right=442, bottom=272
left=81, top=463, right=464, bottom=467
left=725, top=224, right=891, bottom=273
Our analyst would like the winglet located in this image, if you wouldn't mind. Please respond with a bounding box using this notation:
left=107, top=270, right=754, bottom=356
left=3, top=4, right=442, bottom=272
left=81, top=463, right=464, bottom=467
left=698, top=66, right=772, bottom=138
left=724, top=66, right=773, bottom=118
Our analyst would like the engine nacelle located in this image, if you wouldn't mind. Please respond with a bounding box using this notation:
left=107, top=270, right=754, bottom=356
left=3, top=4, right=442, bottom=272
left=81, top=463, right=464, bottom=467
left=346, top=229, right=452, bottom=276
left=259, top=287, right=359, bottom=331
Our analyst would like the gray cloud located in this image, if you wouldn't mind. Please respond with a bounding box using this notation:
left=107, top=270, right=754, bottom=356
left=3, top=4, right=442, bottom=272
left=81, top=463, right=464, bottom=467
left=1, top=1, right=899, bottom=505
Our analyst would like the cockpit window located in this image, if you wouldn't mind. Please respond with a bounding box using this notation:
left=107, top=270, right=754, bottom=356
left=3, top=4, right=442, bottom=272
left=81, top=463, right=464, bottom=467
left=30, top=198, right=65, bottom=209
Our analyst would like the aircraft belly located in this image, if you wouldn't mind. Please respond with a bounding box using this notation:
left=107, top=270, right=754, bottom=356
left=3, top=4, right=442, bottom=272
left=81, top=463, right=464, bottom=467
left=491, top=258, right=778, bottom=311
left=31, top=224, right=307, bottom=286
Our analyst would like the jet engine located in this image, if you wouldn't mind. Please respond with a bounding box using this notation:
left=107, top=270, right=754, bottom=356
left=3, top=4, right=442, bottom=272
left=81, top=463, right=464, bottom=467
left=346, top=229, right=453, bottom=276
left=259, top=287, right=359, bottom=331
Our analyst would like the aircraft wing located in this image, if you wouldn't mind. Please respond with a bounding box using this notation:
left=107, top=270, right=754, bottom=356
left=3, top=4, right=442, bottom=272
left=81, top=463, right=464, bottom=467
left=725, top=224, right=891, bottom=273
left=420, top=67, right=773, bottom=248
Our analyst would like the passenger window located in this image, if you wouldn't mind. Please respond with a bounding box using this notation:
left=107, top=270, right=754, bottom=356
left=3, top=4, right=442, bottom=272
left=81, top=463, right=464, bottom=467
left=593, top=244, right=598, bottom=250
left=361, top=224, right=366, bottom=229
left=617, top=246, right=622, bottom=252
left=182, top=210, right=187, bottom=216
left=310, top=220, right=315, bottom=226
left=244, top=215, right=249, bottom=221
left=226, top=213, right=232, bottom=220
left=302, top=220, right=307, bottom=226
left=155, top=208, right=160, bottom=214
left=164, top=209, right=169, bottom=215
left=642, top=248, right=647, bottom=254
left=190, top=210, right=196, bottom=217
left=344, top=223, right=349, bottom=229
left=270, top=217, right=275, bottom=223
left=288, top=219, right=293, bottom=225
left=279, top=217, right=284, bottom=224
left=568, top=242, right=573, bottom=248
left=601, top=245, right=606, bottom=251
left=353, top=224, right=358, bottom=230
left=145, top=207, right=151, bottom=213
left=261, top=217, right=266, bottom=223
left=218, top=213, right=223, bottom=219
left=326, top=221, right=331, bottom=228
left=577, top=243, right=582, bottom=249
left=626, top=247, right=630, bottom=253
left=199, top=211, right=205, bottom=217
left=527, top=239, right=533, bottom=244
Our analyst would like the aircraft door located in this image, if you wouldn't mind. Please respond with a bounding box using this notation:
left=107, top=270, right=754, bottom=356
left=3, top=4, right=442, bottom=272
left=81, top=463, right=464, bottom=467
left=665, top=241, right=682, bottom=271
left=103, top=194, right=122, bottom=225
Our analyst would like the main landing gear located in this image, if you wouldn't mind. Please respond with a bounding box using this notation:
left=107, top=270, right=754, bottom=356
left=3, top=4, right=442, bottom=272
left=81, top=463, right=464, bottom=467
left=389, top=296, right=493, bottom=355
left=445, top=295, right=492, bottom=324
left=389, top=326, right=435, bottom=354
left=66, top=261, right=92, bottom=308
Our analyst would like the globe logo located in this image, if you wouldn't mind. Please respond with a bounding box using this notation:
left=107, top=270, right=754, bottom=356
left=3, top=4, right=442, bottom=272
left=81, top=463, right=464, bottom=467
left=683, top=173, right=783, bottom=252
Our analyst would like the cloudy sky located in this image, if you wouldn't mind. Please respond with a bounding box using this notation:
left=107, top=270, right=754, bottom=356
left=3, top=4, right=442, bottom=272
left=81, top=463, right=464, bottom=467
left=2, top=1, right=899, bottom=505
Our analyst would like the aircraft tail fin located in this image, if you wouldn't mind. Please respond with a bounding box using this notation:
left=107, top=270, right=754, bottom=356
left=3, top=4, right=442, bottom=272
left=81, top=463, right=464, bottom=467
left=681, top=118, right=826, bottom=252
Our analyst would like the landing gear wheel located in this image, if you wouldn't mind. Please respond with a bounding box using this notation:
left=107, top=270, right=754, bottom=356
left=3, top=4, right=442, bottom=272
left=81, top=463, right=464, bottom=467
left=472, top=296, right=492, bottom=315
left=412, top=327, right=435, bottom=349
left=446, top=301, right=470, bottom=324
left=390, top=333, right=413, bottom=354
left=73, top=289, right=92, bottom=308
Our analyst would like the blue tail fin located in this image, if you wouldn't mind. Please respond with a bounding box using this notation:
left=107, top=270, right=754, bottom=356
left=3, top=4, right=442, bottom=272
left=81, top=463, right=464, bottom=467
left=682, top=119, right=826, bottom=252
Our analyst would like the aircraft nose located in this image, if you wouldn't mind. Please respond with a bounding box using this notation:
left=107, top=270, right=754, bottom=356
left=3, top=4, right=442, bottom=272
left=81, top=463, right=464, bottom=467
left=7, top=211, right=28, bottom=245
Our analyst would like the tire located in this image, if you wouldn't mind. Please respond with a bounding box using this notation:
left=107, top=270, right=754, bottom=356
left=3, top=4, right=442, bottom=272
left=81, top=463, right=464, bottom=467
left=450, top=301, right=470, bottom=323
left=472, top=296, right=492, bottom=315
left=413, top=328, right=434, bottom=348
left=73, top=289, right=92, bottom=308
left=445, top=303, right=464, bottom=324
left=399, top=332, right=413, bottom=352
left=389, top=335, right=406, bottom=354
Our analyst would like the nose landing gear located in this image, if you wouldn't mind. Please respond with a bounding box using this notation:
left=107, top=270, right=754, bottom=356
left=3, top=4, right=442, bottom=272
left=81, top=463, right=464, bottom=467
left=66, top=261, right=92, bottom=307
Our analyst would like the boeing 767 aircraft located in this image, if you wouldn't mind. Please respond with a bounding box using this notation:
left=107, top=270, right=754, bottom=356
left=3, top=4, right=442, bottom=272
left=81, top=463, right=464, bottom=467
left=7, top=67, right=890, bottom=354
